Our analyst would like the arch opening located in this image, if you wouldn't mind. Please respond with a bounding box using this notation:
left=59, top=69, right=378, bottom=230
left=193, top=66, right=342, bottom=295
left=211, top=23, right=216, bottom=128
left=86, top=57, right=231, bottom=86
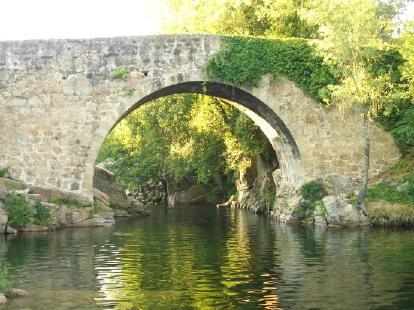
left=90, top=81, right=303, bottom=206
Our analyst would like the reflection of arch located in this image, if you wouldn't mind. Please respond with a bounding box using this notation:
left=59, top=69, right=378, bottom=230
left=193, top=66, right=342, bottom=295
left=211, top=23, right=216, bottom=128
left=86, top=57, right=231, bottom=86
left=95, top=81, right=303, bottom=192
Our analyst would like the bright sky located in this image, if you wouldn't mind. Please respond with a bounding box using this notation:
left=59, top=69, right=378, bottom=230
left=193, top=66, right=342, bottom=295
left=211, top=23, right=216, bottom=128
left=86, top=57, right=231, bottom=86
left=0, top=0, right=163, bottom=41
left=0, top=0, right=413, bottom=41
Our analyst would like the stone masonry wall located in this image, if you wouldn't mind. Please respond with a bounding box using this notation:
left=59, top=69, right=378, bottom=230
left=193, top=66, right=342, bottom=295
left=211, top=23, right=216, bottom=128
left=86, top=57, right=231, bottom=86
left=0, top=35, right=400, bottom=202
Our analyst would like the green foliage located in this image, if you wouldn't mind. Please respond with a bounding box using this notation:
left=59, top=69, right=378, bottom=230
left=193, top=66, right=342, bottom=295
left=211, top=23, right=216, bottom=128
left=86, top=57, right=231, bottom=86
left=160, top=0, right=317, bottom=38
left=92, top=202, right=103, bottom=214
left=368, top=178, right=414, bottom=207
left=206, top=36, right=336, bottom=102
left=346, top=192, right=358, bottom=205
left=3, top=194, right=33, bottom=229
left=33, top=202, right=51, bottom=226
left=300, top=181, right=326, bottom=203
left=0, top=167, right=8, bottom=177
left=112, top=68, right=129, bottom=79
left=0, top=263, right=12, bottom=292
left=399, top=23, right=414, bottom=97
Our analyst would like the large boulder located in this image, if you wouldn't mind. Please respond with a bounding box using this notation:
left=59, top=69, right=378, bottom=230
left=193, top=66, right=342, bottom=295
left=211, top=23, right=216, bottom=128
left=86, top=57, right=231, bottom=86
left=321, top=195, right=369, bottom=227
left=94, top=165, right=129, bottom=208
left=93, top=165, right=148, bottom=216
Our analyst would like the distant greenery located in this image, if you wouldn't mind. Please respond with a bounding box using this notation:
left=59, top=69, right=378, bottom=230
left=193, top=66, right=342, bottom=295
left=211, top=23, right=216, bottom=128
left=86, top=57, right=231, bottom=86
left=3, top=194, right=33, bottom=229
left=112, top=68, right=129, bottom=79
left=0, top=167, right=8, bottom=177
left=207, top=36, right=336, bottom=102
left=98, top=94, right=274, bottom=199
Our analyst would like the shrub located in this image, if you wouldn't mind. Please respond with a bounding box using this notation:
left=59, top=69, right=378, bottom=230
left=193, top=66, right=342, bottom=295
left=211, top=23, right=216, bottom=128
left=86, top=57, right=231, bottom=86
left=33, top=202, right=51, bottom=226
left=112, top=68, right=129, bottom=79
left=300, top=181, right=326, bottom=203
left=3, top=194, right=33, bottom=229
left=0, top=167, right=8, bottom=177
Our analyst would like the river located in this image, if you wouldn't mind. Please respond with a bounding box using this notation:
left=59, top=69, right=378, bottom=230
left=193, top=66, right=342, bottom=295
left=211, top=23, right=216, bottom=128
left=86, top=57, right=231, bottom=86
left=1, top=206, right=414, bottom=309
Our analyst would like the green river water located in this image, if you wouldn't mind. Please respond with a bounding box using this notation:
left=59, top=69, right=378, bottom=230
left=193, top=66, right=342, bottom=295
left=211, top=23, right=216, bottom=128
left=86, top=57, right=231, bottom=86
left=1, top=206, right=414, bottom=309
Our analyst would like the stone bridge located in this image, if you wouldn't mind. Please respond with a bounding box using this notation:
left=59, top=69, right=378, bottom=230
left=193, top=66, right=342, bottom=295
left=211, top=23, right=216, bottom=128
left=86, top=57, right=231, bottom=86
left=0, top=35, right=400, bottom=203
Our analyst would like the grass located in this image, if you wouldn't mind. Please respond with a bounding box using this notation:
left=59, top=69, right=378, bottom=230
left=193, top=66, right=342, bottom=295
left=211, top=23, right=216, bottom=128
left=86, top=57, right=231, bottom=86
left=368, top=202, right=414, bottom=226
left=52, top=198, right=91, bottom=208
left=366, top=149, right=414, bottom=226
left=371, top=149, right=414, bottom=184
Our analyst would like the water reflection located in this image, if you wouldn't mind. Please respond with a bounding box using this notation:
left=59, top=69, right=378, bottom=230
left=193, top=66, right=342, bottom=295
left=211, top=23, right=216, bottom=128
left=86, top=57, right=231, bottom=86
left=1, top=206, right=414, bottom=309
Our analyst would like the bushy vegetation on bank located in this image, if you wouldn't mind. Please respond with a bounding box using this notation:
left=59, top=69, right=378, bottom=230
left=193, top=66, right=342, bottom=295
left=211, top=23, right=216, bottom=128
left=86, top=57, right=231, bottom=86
left=2, top=194, right=51, bottom=229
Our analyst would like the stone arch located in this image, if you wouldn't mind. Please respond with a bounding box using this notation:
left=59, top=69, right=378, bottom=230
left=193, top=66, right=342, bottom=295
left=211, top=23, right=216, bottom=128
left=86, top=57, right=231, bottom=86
left=89, top=81, right=304, bottom=199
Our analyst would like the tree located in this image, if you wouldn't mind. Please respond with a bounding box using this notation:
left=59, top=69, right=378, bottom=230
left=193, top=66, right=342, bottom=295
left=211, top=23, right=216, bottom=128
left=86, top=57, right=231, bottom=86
left=159, top=0, right=317, bottom=38
left=98, top=94, right=271, bottom=200
left=304, top=0, right=400, bottom=208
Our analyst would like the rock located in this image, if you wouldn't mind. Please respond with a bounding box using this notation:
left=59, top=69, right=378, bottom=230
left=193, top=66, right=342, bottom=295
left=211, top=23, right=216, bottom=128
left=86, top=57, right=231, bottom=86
left=93, top=165, right=131, bottom=209
left=167, top=184, right=207, bottom=207
left=217, top=195, right=237, bottom=208
left=5, top=226, right=17, bottom=234
left=93, top=188, right=110, bottom=208
left=322, top=195, right=368, bottom=226
left=0, top=293, right=6, bottom=305
left=113, top=209, right=130, bottom=217
left=20, top=223, right=49, bottom=232
left=322, top=175, right=358, bottom=196
left=5, top=288, right=29, bottom=298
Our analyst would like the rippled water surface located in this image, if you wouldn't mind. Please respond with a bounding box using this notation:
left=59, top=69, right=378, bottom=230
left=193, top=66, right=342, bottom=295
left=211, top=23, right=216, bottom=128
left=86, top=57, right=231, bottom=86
left=1, top=206, right=414, bottom=309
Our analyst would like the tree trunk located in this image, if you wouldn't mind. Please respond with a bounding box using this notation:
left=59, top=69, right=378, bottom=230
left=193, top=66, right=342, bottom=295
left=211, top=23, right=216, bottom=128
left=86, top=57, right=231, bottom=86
left=357, top=113, right=370, bottom=214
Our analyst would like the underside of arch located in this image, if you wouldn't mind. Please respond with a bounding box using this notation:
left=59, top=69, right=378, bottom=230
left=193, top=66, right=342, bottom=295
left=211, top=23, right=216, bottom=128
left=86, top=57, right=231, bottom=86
left=106, top=81, right=303, bottom=187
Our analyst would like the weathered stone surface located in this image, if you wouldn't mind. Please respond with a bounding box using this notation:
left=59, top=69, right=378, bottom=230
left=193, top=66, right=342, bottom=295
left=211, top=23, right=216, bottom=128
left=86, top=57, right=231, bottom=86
left=0, top=35, right=401, bottom=222
left=321, top=175, right=359, bottom=196
left=322, top=196, right=368, bottom=227
left=93, top=165, right=148, bottom=216
left=94, top=165, right=129, bottom=208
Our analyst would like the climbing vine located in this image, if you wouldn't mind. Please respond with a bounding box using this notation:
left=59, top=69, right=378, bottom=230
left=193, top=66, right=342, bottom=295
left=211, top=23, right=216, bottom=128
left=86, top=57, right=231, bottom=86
left=206, top=36, right=337, bottom=102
